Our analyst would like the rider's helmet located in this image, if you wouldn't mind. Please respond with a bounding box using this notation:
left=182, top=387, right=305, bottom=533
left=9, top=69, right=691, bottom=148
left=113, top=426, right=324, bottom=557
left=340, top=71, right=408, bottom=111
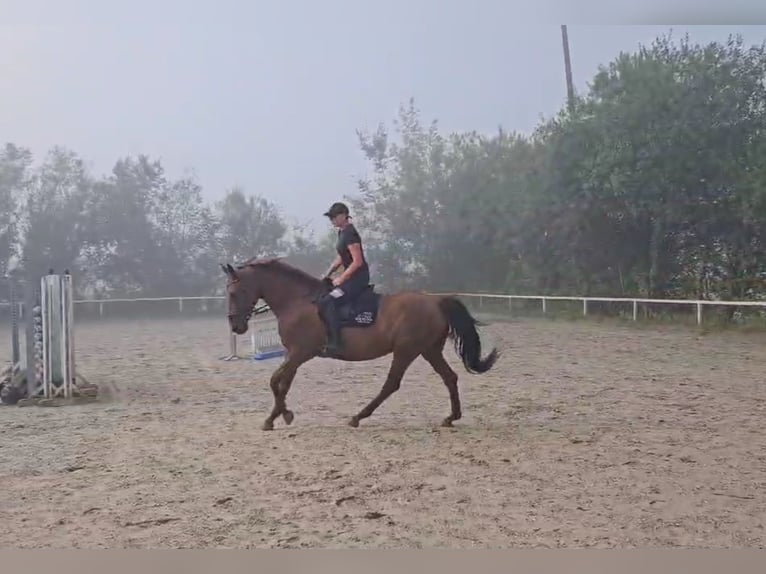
left=323, top=202, right=350, bottom=219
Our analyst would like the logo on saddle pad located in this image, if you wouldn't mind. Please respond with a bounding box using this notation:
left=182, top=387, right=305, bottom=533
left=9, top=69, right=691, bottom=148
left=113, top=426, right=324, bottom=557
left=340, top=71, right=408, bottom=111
left=337, top=286, right=381, bottom=327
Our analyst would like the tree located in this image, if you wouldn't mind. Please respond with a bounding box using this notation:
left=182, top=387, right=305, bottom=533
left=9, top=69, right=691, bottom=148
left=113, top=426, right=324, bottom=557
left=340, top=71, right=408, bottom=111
left=78, top=155, right=166, bottom=296
left=215, top=187, right=288, bottom=264
left=20, top=147, right=91, bottom=283
left=0, top=143, right=31, bottom=276
left=282, top=221, right=336, bottom=277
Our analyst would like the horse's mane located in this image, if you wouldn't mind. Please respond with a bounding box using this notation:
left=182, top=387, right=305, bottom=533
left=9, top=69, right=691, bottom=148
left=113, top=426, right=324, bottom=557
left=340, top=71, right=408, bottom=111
left=238, top=257, right=322, bottom=291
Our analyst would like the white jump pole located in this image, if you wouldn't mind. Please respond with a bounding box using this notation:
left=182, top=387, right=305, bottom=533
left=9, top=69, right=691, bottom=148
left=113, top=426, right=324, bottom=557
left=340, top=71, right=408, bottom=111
left=220, top=331, right=240, bottom=361
left=40, top=272, right=76, bottom=399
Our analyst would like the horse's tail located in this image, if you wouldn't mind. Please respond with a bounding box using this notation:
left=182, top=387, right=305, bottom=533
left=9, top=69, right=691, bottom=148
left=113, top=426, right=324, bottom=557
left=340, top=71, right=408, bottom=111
left=438, top=296, right=499, bottom=374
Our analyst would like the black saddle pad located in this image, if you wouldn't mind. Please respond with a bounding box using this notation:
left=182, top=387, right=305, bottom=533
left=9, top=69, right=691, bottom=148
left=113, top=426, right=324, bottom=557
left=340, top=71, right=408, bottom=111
left=337, top=285, right=381, bottom=327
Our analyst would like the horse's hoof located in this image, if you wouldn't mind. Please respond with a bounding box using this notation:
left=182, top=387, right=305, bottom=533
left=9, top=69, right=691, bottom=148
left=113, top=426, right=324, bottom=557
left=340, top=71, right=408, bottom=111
left=348, top=416, right=360, bottom=428
left=440, top=418, right=454, bottom=428
left=262, top=420, right=274, bottom=431
left=282, top=410, right=294, bottom=425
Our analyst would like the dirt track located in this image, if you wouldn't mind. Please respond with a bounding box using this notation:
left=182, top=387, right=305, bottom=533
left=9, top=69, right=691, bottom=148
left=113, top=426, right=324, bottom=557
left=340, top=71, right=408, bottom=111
left=1, top=315, right=765, bottom=548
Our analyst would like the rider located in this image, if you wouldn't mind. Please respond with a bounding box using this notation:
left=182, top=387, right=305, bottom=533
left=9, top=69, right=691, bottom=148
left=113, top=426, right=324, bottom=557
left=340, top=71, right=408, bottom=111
left=319, top=201, right=370, bottom=353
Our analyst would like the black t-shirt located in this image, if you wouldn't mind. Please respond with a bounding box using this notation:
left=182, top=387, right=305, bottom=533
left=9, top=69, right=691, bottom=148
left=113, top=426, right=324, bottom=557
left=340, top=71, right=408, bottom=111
left=337, top=224, right=369, bottom=275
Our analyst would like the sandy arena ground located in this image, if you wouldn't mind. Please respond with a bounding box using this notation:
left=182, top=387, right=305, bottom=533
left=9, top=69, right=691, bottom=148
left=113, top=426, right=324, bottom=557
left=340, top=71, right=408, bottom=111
left=1, top=314, right=765, bottom=548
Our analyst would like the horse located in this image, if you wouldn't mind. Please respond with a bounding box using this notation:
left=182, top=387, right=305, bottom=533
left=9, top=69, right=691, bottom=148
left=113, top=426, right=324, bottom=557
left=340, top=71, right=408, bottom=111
left=221, top=257, right=499, bottom=430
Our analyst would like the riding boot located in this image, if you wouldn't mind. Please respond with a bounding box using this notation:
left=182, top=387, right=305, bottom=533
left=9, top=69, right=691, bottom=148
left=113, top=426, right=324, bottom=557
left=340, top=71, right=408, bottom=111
left=321, top=300, right=343, bottom=353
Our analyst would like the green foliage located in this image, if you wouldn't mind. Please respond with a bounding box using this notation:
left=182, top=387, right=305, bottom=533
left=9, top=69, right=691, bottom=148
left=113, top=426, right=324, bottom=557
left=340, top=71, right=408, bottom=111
left=214, top=187, right=287, bottom=265
left=0, top=143, right=31, bottom=275
left=352, top=33, right=766, bottom=304
left=0, top=152, right=303, bottom=298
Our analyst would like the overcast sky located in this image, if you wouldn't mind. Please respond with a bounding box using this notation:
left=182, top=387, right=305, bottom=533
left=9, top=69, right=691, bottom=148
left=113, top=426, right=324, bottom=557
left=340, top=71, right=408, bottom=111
left=2, top=2, right=765, bottom=232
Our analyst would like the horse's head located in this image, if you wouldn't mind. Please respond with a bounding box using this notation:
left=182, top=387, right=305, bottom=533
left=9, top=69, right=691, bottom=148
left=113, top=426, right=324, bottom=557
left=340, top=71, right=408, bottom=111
left=221, top=262, right=261, bottom=334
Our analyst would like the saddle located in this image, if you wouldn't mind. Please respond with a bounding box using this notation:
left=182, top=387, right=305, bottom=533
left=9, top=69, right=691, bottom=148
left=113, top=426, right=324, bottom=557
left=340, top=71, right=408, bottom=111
left=315, top=279, right=382, bottom=328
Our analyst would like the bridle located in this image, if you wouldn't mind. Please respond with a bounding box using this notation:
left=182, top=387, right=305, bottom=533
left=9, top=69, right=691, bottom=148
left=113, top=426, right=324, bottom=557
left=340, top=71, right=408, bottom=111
left=226, top=276, right=271, bottom=324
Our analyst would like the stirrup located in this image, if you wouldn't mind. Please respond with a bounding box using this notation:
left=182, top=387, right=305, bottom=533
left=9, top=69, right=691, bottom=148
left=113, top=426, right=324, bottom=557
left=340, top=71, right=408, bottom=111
left=320, top=343, right=341, bottom=357
left=322, top=332, right=342, bottom=354
left=324, top=338, right=341, bottom=351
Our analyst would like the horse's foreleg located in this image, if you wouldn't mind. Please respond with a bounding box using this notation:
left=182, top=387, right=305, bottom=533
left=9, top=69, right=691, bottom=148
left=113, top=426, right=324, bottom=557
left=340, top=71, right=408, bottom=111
left=262, top=350, right=310, bottom=431
left=277, top=365, right=299, bottom=426
left=263, top=362, right=288, bottom=431
left=349, top=350, right=417, bottom=427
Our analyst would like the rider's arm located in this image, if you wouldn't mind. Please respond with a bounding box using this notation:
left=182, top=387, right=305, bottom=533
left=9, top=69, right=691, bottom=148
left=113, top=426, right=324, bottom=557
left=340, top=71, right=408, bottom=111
left=324, top=254, right=342, bottom=278
left=335, top=243, right=363, bottom=284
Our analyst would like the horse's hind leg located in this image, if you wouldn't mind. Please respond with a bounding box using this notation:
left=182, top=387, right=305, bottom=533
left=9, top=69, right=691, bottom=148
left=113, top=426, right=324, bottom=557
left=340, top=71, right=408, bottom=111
left=349, top=350, right=417, bottom=427
left=422, top=344, right=461, bottom=427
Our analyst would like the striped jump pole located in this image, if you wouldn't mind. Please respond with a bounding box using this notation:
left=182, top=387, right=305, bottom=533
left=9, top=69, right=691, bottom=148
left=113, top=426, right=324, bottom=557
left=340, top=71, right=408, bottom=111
left=219, top=331, right=241, bottom=361
left=219, top=304, right=285, bottom=362
left=2, top=270, right=95, bottom=404
left=250, top=312, right=285, bottom=361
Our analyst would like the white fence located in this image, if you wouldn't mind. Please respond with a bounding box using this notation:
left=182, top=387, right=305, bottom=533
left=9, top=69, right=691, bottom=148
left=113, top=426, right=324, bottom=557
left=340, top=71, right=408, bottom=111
left=1, top=296, right=219, bottom=316
left=73, top=296, right=220, bottom=317
left=437, top=293, right=766, bottom=325
left=40, top=292, right=766, bottom=325
left=6, top=292, right=766, bottom=325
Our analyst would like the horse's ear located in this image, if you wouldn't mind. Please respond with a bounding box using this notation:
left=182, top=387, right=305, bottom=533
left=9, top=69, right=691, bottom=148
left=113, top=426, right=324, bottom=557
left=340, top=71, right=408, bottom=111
left=221, top=263, right=238, bottom=279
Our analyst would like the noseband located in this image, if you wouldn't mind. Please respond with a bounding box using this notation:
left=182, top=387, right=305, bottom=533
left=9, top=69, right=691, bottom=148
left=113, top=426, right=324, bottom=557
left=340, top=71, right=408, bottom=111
left=229, top=302, right=270, bottom=323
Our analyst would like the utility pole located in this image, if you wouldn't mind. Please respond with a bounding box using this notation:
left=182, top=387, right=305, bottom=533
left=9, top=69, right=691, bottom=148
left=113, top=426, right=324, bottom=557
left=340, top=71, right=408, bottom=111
left=561, top=25, right=575, bottom=113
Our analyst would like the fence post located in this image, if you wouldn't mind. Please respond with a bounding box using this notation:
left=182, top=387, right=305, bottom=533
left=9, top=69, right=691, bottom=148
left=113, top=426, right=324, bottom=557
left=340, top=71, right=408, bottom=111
left=178, top=298, right=184, bottom=313
left=99, top=302, right=104, bottom=317
left=582, top=299, right=588, bottom=316
left=632, top=300, right=638, bottom=321
left=696, top=302, right=702, bottom=325
left=542, top=297, right=547, bottom=314
left=9, top=280, right=20, bottom=364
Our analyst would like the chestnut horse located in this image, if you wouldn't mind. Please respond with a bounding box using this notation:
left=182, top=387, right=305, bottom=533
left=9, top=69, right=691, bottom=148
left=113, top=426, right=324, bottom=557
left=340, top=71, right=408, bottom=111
left=221, top=258, right=499, bottom=430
